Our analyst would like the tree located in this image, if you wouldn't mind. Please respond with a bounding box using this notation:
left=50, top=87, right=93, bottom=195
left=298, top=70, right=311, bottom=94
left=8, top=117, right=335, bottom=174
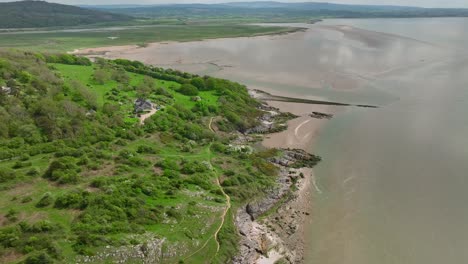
left=93, top=69, right=109, bottom=85
left=17, top=124, right=43, bottom=144
left=71, top=80, right=98, bottom=109
left=205, top=78, right=217, bottom=91
left=178, top=84, right=199, bottom=96
left=136, top=76, right=155, bottom=98
left=17, top=70, right=32, bottom=83
left=111, top=68, right=130, bottom=84
left=190, top=77, right=206, bottom=90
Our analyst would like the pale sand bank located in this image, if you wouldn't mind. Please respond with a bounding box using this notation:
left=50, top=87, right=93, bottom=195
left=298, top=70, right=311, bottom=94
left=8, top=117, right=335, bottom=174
left=262, top=100, right=341, bottom=151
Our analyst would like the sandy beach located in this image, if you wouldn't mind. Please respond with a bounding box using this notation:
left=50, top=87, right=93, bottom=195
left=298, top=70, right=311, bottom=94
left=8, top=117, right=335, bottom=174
left=262, top=100, right=340, bottom=151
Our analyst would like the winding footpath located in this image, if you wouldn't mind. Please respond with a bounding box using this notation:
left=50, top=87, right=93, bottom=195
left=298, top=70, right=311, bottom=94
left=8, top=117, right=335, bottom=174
left=209, top=116, right=232, bottom=255
left=184, top=117, right=232, bottom=260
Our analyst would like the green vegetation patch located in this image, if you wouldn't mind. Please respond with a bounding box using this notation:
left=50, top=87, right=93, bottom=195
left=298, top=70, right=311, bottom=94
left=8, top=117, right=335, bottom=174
left=0, top=50, right=276, bottom=263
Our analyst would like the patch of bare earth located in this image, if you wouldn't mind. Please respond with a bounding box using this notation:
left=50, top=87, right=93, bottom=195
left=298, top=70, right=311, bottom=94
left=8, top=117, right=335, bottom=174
left=81, top=162, right=115, bottom=177
left=0, top=215, right=8, bottom=227
left=0, top=250, right=23, bottom=263
left=6, top=181, right=36, bottom=197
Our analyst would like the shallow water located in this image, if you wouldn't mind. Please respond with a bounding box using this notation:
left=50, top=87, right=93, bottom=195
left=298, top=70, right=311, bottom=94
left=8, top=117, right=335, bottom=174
left=111, top=18, right=468, bottom=263
left=311, top=18, right=468, bottom=264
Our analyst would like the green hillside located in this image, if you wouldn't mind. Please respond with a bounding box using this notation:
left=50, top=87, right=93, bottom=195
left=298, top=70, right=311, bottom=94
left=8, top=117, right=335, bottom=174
left=0, top=50, right=280, bottom=263
left=0, top=1, right=132, bottom=29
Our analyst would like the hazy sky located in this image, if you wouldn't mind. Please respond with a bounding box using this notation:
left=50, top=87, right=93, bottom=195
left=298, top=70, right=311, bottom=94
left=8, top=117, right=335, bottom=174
left=2, top=0, right=468, bottom=8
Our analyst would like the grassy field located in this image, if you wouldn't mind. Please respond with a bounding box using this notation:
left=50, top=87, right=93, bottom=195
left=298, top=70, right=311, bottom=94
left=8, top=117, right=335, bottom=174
left=0, top=24, right=300, bottom=52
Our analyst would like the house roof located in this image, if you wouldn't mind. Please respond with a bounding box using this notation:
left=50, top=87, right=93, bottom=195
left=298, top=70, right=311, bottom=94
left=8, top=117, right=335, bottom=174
left=134, top=98, right=153, bottom=112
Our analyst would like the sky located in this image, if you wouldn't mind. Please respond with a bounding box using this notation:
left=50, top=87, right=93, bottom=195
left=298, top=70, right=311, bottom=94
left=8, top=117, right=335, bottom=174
left=1, top=0, right=468, bottom=8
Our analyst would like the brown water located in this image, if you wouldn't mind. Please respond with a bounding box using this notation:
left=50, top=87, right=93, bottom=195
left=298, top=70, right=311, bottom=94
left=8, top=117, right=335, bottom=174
left=310, top=18, right=468, bottom=264
left=107, top=18, right=468, bottom=263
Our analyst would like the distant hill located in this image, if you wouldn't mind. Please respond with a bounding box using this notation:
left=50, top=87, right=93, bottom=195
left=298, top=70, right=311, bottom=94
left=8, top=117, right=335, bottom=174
left=0, top=1, right=133, bottom=29
left=222, top=1, right=422, bottom=11
left=92, top=1, right=468, bottom=19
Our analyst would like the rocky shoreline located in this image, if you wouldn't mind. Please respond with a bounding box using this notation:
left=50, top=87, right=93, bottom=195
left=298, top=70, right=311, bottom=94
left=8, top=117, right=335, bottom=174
left=233, top=161, right=315, bottom=264
left=233, top=104, right=325, bottom=264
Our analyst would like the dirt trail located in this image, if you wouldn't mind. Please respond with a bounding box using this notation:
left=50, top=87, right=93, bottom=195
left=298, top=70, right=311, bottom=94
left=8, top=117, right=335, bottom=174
left=208, top=117, right=215, bottom=133
left=139, top=108, right=157, bottom=125
left=209, top=117, right=232, bottom=254
left=214, top=178, right=231, bottom=253
left=184, top=117, right=232, bottom=260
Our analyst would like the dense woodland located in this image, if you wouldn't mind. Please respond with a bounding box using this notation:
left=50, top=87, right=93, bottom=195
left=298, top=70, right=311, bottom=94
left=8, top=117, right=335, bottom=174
left=0, top=50, right=282, bottom=263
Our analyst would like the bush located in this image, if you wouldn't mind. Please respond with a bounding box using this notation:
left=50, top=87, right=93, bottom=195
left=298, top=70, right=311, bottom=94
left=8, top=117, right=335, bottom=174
left=0, top=169, right=17, bottom=183
left=25, top=252, right=54, bottom=264
left=166, top=208, right=182, bottom=220
left=224, top=170, right=235, bottom=177
left=36, top=193, right=54, bottom=208
left=5, top=209, right=18, bottom=222
left=181, top=161, right=208, bottom=175
left=178, top=84, right=199, bottom=96
left=21, top=196, right=33, bottom=203
left=54, top=191, right=89, bottom=210
left=93, top=69, right=110, bottom=85
left=156, top=159, right=180, bottom=171
left=12, top=161, right=32, bottom=169
left=190, top=77, right=206, bottom=90
left=136, top=145, right=158, bottom=154
left=43, top=157, right=80, bottom=184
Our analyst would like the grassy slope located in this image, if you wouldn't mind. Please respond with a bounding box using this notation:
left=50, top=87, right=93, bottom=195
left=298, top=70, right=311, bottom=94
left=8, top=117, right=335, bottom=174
left=0, top=61, right=273, bottom=263
left=0, top=24, right=300, bottom=52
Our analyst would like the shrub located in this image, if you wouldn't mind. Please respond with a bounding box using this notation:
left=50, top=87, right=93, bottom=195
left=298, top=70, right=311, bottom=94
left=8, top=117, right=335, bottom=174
left=190, top=77, right=206, bottom=90
left=26, top=168, right=40, bottom=177
left=178, top=84, right=199, bottom=96
left=43, top=157, right=80, bottom=184
left=36, top=193, right=54, bottom=208
left=29, top=221, right=60, bottom=233
left=93, top=69, right=110, bottom=85
left=181, top=161, right=208, bottom=175
left=224, top=170, right=235, bottom=177
left=0, top=169, right=16, bottom=183
left=12, top=161, right=32, bottom=169
left=166, top=208, right=182, bottom=220
left=21, top=196, right=33, bottom=203
left=25, top=252, right=54, bottom=264
left=5, top=209, right=18, bottom=222
left=54, top=191, right=89, bottom=210
left=156, top=159, right=179, bottom=171
left=136, top=145, right=158, bottom=154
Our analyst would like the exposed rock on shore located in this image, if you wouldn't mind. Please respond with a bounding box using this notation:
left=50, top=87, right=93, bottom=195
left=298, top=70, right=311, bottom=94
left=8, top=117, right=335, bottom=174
left=233, top=148, right=319, bottom=264
left=270, top=149, right=322, bottom=169
left=245, top=103, right=298, bottom=134
left=309, top=111, right=333, bottom=119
